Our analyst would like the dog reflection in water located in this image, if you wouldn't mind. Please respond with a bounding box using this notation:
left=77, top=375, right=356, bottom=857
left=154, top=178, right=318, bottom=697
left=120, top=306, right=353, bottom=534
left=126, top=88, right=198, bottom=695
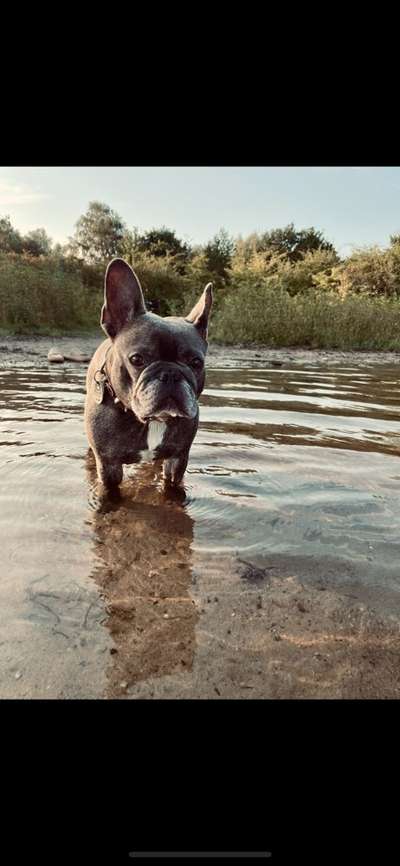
left=85, top=452, right=197, bottom=698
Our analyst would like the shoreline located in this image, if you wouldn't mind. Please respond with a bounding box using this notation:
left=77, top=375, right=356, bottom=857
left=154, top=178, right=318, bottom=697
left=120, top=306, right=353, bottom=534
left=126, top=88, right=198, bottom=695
left=2, top=333, right=400, bottom=367
left=207, top=345, right=400, bottom=366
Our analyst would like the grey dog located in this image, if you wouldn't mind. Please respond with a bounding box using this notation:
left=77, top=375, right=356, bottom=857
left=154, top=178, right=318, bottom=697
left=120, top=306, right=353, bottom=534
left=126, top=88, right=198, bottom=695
left=84, top=258, right=213, bottom=491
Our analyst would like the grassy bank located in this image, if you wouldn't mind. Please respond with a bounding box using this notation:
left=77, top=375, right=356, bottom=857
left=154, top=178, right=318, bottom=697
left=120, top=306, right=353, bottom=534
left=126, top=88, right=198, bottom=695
left=211, top=285, right=400, bottom=350
left=0, top=253, right=101, bottom=333
left=2, top=251, right=400, bottom=350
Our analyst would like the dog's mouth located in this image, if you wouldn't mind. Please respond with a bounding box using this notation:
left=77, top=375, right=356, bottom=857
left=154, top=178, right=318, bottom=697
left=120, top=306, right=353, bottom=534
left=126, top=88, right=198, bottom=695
left=140, top=398, right=193, bottom=422
left=133, top=376, right=198, bottom=423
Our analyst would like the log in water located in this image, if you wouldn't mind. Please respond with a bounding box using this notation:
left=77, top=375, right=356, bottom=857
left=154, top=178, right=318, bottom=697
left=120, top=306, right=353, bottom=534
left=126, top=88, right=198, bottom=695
left=48, top=348, right=92, bottom=363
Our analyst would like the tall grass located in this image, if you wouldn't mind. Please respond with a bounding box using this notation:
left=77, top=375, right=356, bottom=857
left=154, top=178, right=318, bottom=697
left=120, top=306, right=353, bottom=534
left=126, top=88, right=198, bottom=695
left=2, top=250, right=400, bottom=350
left=0, top=253, right=100, bottom=333
left=211, top=283, right=400, bottom=350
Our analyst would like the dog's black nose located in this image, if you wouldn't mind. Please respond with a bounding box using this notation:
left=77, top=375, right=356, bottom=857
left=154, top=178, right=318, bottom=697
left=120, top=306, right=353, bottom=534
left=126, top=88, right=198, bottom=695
left=158, top=369, right=182, bottom=385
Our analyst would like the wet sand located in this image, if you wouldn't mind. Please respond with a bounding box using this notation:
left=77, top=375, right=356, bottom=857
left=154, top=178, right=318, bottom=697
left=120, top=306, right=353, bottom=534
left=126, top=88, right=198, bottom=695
left=3, top=334, right=400, bottom=369
left=125, top=555, right=400, bottom=699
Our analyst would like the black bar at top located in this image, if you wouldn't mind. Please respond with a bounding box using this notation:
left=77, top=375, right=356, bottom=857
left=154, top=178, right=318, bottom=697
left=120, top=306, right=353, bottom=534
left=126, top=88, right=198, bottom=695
left=129, top=854, right=271, bottom=859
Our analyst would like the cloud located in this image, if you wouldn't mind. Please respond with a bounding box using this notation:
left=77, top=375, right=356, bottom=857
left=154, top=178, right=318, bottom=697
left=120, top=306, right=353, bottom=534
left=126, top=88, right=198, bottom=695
left=0, top=180, right=52, bottom=206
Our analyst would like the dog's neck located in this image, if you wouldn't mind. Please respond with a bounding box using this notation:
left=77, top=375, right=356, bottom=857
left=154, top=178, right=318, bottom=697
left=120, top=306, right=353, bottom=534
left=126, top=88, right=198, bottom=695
left=94, top=344, right=132, bottom=415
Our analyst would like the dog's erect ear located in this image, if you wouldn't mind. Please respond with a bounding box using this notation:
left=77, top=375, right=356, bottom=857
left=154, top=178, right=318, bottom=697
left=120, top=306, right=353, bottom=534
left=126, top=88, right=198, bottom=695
left=185, top=283, right=213, bottom=340
left=101, top=259, right=146, bottom=338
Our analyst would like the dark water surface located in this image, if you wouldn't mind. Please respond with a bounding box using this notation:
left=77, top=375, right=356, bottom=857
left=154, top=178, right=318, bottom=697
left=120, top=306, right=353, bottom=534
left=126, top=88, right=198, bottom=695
left=1, top=338, right=400, bottom=698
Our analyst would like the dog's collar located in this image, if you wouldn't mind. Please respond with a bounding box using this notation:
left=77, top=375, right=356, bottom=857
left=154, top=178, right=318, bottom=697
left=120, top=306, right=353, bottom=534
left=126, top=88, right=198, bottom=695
left=93, top=347, right=131, bottom=414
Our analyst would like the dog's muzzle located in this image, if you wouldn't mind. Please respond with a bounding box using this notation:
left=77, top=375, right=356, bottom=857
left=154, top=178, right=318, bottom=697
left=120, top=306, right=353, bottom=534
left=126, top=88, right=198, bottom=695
left=132, top=361, right=198, bottom=421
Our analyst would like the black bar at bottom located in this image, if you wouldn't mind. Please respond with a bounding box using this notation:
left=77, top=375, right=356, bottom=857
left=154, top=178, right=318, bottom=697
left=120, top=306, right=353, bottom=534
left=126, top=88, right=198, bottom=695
left=129, top=854, right=271, bottom=859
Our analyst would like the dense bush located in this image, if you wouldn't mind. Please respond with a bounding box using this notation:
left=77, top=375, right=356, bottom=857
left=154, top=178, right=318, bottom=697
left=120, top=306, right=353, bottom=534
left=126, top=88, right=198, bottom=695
left=0, top=253, right=98, bottom=333
left=2, top=204, right=400, bottom=348
left=333, top=244, right=400, bottom=298
left=229, top=247, right=340, bottom=296
left=117, top=249, right=192, bottom=315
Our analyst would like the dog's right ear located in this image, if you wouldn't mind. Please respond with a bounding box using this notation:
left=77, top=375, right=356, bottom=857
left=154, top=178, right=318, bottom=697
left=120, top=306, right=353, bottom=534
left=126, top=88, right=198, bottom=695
left=185, top=282, right=213, bottom=340
left=101, top=259, right=146, bottom=338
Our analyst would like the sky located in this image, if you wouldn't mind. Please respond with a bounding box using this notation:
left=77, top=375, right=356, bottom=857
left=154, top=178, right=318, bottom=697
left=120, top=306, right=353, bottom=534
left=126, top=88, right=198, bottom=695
left=0, top=166, right=399, bottom=255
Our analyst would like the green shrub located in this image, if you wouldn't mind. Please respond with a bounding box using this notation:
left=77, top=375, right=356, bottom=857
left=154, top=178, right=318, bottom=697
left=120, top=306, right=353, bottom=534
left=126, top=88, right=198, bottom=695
left=3, top=240, right=400, bottom=350
left=229, top=247, right=339, bottom=295
left=120, top=250, right=192, bottom=315
left=212, top=281, right=400, bottom=350
left=335, top=245, right=400, bottom=298
left=0, top=253, right=97, bottom=333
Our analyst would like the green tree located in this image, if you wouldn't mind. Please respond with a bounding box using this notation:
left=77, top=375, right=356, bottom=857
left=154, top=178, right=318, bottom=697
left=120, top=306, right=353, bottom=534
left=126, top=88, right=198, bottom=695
left=0, top=215, right=23, bottom=253
left=257, top=223, right=336, bottom=262
left=21, top=228, right=52, bottom=256
left=203, top=228, right=235, bottom=279
left=69, top=201, right=127, bottom=263
left=133, top=226, right=190, bottom=269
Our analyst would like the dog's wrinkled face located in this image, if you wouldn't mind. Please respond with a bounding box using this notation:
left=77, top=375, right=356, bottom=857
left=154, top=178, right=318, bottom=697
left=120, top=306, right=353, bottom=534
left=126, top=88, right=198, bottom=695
left=100, top=259, right=213, bottom=423
left=112, top=316, right=206, bottom=422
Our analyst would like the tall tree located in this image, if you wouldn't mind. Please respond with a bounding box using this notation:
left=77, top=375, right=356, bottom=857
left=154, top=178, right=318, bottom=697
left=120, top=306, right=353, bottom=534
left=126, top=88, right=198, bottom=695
left=133, top=226, right=190, bottom=263
left=203, top=228, right=235, bottom=279
left=258, top=223, right=336, bottom=262
left=0, top=215, right=23, bottom=253
left=69, top=201, right=127, bottom=263
left=21, top=228, right=52, bottom=256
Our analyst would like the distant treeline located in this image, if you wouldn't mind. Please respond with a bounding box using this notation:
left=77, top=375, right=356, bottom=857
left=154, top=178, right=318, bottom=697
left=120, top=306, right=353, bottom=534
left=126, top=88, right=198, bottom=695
left=2, top=202, right=400, bottom=348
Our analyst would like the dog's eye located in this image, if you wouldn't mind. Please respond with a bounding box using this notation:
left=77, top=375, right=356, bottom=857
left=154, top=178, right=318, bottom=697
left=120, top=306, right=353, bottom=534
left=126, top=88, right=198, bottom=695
left=190, top=357, right=203, bottom=370
left=129, top=353, right=145, bottom=367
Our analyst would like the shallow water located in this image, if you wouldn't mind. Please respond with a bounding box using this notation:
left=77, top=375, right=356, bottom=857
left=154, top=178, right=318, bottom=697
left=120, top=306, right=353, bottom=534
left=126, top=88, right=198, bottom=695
left=1, top=337, right=400, bottom=698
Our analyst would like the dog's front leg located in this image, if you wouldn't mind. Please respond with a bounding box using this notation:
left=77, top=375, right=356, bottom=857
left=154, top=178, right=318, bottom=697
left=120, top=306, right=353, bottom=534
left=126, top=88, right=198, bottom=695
left=94, top=453, right=123, bottom=490
left=162, top=453, right=189, bottom=486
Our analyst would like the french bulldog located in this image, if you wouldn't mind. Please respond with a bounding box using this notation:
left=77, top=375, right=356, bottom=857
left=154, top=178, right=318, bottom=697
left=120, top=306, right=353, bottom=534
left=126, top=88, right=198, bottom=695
left=84, top=258, right=213, bottom=490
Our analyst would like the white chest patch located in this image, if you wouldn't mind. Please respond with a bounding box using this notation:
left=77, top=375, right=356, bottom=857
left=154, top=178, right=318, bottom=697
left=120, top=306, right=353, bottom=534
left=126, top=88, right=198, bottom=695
left=140, top=420, right=167, bottom=462
left=147, top=420, right=167, bottom=450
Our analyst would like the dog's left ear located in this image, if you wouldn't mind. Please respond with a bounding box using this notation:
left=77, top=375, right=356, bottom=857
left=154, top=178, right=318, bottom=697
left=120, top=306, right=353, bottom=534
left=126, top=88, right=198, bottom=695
left=185, top=283, right=213, bottom=339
